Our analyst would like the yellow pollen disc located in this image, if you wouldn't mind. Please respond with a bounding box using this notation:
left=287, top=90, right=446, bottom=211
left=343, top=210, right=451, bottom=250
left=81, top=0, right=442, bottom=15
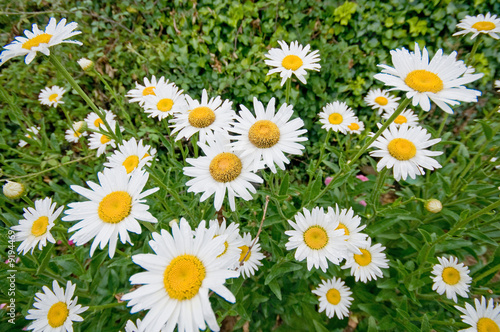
left=94, top=118, right=104, bottom=128
left=98, top=191, right=132, bottom=223
left=477, top=318, right=499, bottom=332
left=73, top=131, right=82, bottom=137
left=100, top=135, right=111, bottom=144
left=328, top=113, right=343, bottom=125
left=404, top=69, right=443, bottom=93
left=336, top=223, right=350, bottom=236
left=303, top=226, right=329, bottom=250
left=239, top=245, right=251, bottom=262
left=48, top=93, right=59, bottom=102
left=354, top=249, right=372, bottom=266
left=47, top=301, right=69, bottom=328
left=281, top=55, right=303, bottom=71
left=472, top=21, right=496, bottom=31
left=217, top=241, right=229, bottom=258
left=374, top=96, right=388, bottom=106
left=142, top=86, right=156, bottom=96
left=326, top=288, right=341, bottom=305
left=122, top=155, right=140, bottom=173
left=209, top=152, right=242, bottom=183
left=31, top=216, right=49, bottom=237
left=348, top=123, right=360, bottom=131
left=387, top=138, right=417, bottom=161
left=394, top=115, right=407, bottom=125
left=163, top=254, right=206, bottom=301
left=157, top=98, right=174, bottom=112
left=441, top=267, right=460, bottom=285
left=22, top=33, right=53, bottom=50
left=188, top=106, right=216, bottom=128
left=248, top=120, right=280, bottom=148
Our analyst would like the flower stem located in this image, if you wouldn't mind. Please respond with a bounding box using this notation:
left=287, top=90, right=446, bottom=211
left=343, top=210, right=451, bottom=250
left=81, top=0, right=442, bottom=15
left=466, top=35, right=482, bottom=67
left=285, top=78, right=292, bottom=104
left=88, top=302, right=125, bottom=311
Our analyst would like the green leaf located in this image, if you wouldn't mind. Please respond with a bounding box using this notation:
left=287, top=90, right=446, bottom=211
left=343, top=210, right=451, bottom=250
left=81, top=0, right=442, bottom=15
left=469, top=230, right=498, bottom=246
left=279, top=172, right=289, bottom=196
left=417, top=229, right=433, bottom=244
left=264, top=261, right=301, bottom=285
left=312, top=319, right=330, bottom=332
left=478, top=120, right=493, bottom=140
left=268, top=280, right=282, bottom=300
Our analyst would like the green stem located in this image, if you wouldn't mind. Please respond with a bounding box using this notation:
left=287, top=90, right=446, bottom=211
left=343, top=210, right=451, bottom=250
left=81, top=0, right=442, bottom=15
left=88, top=302, right=125, bottom=311
left=474, top=263, right=500, bottom=283
left=466, top=36, right=482, bottom=67
left=285, top=78, right=291, bottom=104
left=436, top=113, right=448, bottom=137
left=0, top=84, right=34, bottom=128
left=60, top=105, right=74, bottom=130
left=368, top=167, right=388, bottom=219
left=309, top=130, right=332, bottom=186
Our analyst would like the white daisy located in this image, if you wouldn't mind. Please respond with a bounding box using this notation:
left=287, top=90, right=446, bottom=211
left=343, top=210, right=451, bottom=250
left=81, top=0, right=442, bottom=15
left=374, top=43, right=483, bottom=114
left=88, top=120, right=123, bottom=157
left=207, top=219, right=244, bottom=269
left=170, top=89, right=235, bottom=143
left=237, top=232, right=265, bottom=278
left=453, top=13, right=500, bottom=40
left=342, top=238, right=389, bottom=283
left=495, top=80, right=500, bottom=92
left=326, top=205, right=368, bottom=254
left=142, top=82, right=188, bottom=120
left=229, top=97, right=307, bottom=173
left=84, top=110, right=116, bottom=131
left=431, top=256, right=472, bottom=303
left=25, top=280, right=88, bottom=332
left=39, top=85, right=66, bottom=108
left=318, top=101, right=357, bottom=134
left=11, top=197, right=63, bottom=255
left=382, top=108, right=419, bottom=127
left=285, top=207, right=348, bottom=272
left=369, top=124, right=443, bottom=181
left=126, top=75, right=168, bottom=106
left=183, top=133, right=263, bottom=211
left=62, top=167, right=159, bottom=258
left=77, top=57, right=93, bottom=71
left=455, top=296, right=500, bottom=332
left=121, top=219, right=238, bottom=332
left=19, top=125, right=40, bottom=147
left=264, top=40, right=321, bottom=86
left=0, top=17, right=82, bottom=66
left=64, top=128, right=87, bottom=143
left=312, top=277, right=353, bottom=320
left=103, top=137, right=154, bottom=174
left=346, top=120, right=365, bottom=135
left=364, top=88, right=400, bottom=114
left=124, top=319, right=142, bottom=332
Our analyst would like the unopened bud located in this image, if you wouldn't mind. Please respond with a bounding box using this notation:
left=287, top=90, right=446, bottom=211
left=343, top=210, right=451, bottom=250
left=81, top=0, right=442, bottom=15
left=72, top=121, right=86, bottom=132
left=169, top=219, right=179, bottom=228
left=425, top=199, right=442, bottom=213
left=77, top=58, right=94, bottom=71
left=3, top=181, right=25, bottom=199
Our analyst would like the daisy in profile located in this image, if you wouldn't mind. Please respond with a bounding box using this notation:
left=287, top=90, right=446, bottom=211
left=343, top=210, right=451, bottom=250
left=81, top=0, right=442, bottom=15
left=104, top=138, right=154, bottom=174
left=455, top=296, right=500, bottom=332
left=65, top=128, right=87, bottom=143
left=207, top=219, right=244, bottom=269
left=170, top=89, right=235, bottom=143
left=19, top=125, right=40, bottom=147
left=142, top=82, right=187, bottom=120
left=382, top=108, right=419, bottom=127
left=63, top=167, right=159, bottom=258
left=0, top=17, right=82, bottom=66
left=327, top=205, right=368, bottom=254
left=237, top=232, right=265, bottom=278
left=25, top=280, right=88, bottom=332
left=11, top=197, right=63, bottom=255
left=346, top=120, right=365, bottom=135
left=342, top=238, right=389, bottom=283
left=312, top=277, right=353, bottom=319
left=431, top=256, right=471, bottom=303
left=264, top=40, right=321, bottom=86
left=453, top=13, right=500, bottom=40
left=88, top=120, right=123, bottom=156
left=183, top=133, right=263, bottom=211
left=126, top=75, right=168, bottom=106
left=285, top=207, right=348, bottom=272
left=369, top=124, right=443, bottom=181
left=230, top=97, right=307, bottom=173
left=122, top=219, right=238, bottom=332
left=318, top=101, right=357, bottom=134
left=85, top=110, right=116, bottom=131
left=374, top=43, right=483, bottom=114
left=39, top=85, right=66, bottom=108
left=364, top=88, right=400, bottom=114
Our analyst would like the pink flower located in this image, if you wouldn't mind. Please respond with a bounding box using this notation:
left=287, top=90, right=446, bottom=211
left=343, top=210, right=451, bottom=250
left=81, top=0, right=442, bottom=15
left=57, top=240, right=63, bottom=245
left=324, top=176, right=333, bottom=186
left=359, top=200, right=367, bottom=206
left=356, top=174, right=369, bottom=182
left=68, top=240, right=75, bottom=246
left=0, top=303, right=6, bottom=309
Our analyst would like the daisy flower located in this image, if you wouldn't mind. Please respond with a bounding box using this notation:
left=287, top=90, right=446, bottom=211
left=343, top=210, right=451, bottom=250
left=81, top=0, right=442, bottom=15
left=374, top=43, right=483, bottom=114
left=88, top=120, right=123, bottom=157
left=3, top=181, right=25, bottom=199
left=326, top=205, right=368, bottom=254
left=103, top=137, right=154, bottom=174
left=124, top=319, right=142, bottom=332
left=170, top=89, right=235, bottom=143
left=382, top=108, right=419, bottom=127
left=207, top=219, right=244, bottom=269
left=229, top=97, right=307, bottom=173
left=0, top=17, right=82, bottom=66
left=65, top=128, right=87, bottom=143
left=237, top=232, right=265, bottom=278
left=318, top=101, right=357, bottom=134
left=342, top=238, right=389, bottom=283
left=39, top=85, right=66, bottom=108
left=264, top=40, right=321, bottom=86
left=62, top=167, right=159, bottom=258
left=85, top=110, right=116, bottom=131
left=25, top=280, right=88, bottom=332
left=495, top=80, right=500, bottom=92
left=11, top=197, right=63, bottom=255
left=121, top=219, right=238, bottom=332
left=364, top=88, right=400, bottom=114
left=431, top=256, right=472, bottom=303
left=455, top=296, right=500, bottom=332
left=346, top=120, right=365, bottom=135
left=453, top=13, right=500, bottom=40
left=77, top=57, right=93, bottom=71
left=312, top=277, right=353, bottom=320
left=127, top=75, right=168, bottom=106
left=369, top=124, right=443, bottom=181
left=183, top=133, right=263, bottom=211
left=142, top=82, right=188, bottom=120
left=285, top=207, right=348, bottom=272
left=19, top=125, right=40, bottom=147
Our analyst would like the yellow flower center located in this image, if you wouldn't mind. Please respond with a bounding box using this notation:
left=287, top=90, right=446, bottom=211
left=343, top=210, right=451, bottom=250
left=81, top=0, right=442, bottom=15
left=188, top=106, right=216, bottom=128
left=336, top=223, right=350, bottom=236
left=281, top=55, right=303, bottom=71
left=22, top=33, right=53, bottom=50
left=48, top=93, right=59, bottom=102
left=100, top=135, right=111, bottom=144
left=163, top=254, right=206, bottom=301
left=31, top=216, right=49, bottom=237
left=157, top=98, right=174, bottom=112
left=209, top=152, right=242, bottom=183
left=404, top=69, right=443, bottom=93
left=394, top=115, right=407, bottom=125
left=326, top=288, right=341, bottom=305
left=477, top=318, right=499, bottom=332
left=239, top=245, right=251, bottom=262
left=374, top=96, right=388, bottom=106
left=142, top=86, right=156, bottom=96
left=441, top=267, right=460, bottom=285
left=98, top=191, right=132, bottom=223
left=47, top=301, right=69, bottom=328
left=348, top=123, right=360, bottom=131
left=472, top=21, right=496, bottom=31
left=328, top=113, right=343, bottom=125
left=248, top=120, right=280, bottom=148
left=94, top=118, right=104, bottom=128
left=354, top=248, right=372, bottom=266
left=303, top=226, right=329, bottom=250
left=73, top=131, right=82, bottom=137
left=122, top=155, right=139, bottom=173
left=387, top=138, right=417, bottom=161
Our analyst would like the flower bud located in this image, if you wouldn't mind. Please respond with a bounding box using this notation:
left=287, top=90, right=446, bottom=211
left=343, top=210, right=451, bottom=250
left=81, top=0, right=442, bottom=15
left=169, top=219, right=179, bottom=228
left=72, top=121, right=87, bottom=132
left=425, top=199, right=442, bottom=213
left=77, top=58, right=94, bottom=71
left=3, top=181, right=25, bottom=199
